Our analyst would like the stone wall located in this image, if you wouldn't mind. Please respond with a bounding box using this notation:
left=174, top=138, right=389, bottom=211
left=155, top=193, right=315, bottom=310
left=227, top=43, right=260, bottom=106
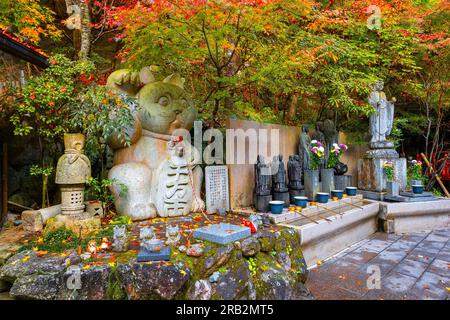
left=226, top=119, right=367, bottom=209
left=226, top=119, right=301, bottom=209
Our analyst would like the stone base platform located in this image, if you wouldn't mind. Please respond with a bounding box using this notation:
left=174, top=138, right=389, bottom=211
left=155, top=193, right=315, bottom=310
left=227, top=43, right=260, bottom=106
left=360, top=190, right=386, bottom=201
left=334, top=175, right=353, bottom=191
left=379, top=198, right=450, bottom=234
left=289, top=189, right=304, bottom=204
left=362, top=189, right=438, bottom=203
left=273, top=191, right=290, bottom=207
left=276, top=196, right=380, bottom=266
left=358, top=156, right=407, bottom=192
left=384, top=194, right=438, bottom=203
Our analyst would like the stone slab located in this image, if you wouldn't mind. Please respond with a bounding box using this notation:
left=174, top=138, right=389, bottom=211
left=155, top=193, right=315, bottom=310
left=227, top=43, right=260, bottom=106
left=399, top=191, right=433, bottom=198
left=384, top=194, right=438, bottom=202
left=360, top=190, right=386, bottom=201
left=278, top=198, right=379, bottom=266
left=193, top=223, right=251, bottom=244
left=205, top=165, right=230, bottom=213
left=136, top=246, right=171, bottom=262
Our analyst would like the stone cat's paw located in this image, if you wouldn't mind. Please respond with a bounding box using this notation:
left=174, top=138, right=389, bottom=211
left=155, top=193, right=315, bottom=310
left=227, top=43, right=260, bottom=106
left=126, top=202, right=157, bottom=221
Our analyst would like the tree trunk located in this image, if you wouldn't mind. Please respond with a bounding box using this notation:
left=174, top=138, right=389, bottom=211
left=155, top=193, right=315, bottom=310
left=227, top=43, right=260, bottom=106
left=287, top=93, right=298, bottom=122
left=78, top=1, right=91, bottom=60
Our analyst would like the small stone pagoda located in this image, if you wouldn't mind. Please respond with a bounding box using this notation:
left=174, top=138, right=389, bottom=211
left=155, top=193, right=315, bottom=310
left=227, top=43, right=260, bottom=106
left=46, top=133, right=100, bottom=233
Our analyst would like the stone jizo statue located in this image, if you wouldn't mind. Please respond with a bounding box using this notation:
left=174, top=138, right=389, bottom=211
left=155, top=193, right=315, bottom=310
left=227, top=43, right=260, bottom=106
left=288, top=155, right=302, bottom=190
left=298, top=124, right=311, bottom=171
left=255, top=155, right=271, bottom=196
left=368, top=80, right=396, bottom=149
left=272, top=155, right=288, bottom=193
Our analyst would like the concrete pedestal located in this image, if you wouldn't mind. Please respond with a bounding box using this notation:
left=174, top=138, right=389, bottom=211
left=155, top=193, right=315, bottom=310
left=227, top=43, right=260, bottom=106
left=254, top=194, right=272, bottom=212
left=289, top=189, right=304, bottom=204
left=334, top=175, right=353, bottom=191
left=273, top=191, right=290, bottom=207
left=358, top=155, right=407, bottom=192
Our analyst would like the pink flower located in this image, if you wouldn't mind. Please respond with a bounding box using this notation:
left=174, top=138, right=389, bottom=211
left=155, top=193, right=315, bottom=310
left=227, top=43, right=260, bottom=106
left=334, top=150, right=340, bottom=155
left=339, top=144, right=348, bottom=151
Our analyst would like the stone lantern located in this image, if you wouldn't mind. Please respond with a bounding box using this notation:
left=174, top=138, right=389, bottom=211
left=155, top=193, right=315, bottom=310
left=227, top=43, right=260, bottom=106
left=56, top=133, right=91, bottom=216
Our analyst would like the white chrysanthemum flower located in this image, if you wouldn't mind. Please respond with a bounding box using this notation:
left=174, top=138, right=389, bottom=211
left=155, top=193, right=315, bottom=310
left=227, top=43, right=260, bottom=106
left=318, top=146, right=325, bottom=152
left=311, top=140, right=317, bottom=144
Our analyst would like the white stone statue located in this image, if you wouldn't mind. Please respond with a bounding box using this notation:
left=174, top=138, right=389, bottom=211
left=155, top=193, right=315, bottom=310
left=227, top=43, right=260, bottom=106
left=368, top=81, right=396, bottom=149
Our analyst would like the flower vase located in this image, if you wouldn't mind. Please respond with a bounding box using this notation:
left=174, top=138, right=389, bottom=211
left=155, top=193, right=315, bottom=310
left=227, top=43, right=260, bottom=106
left=386, top=181, right=399, bottom=196
left=320, top=168, right=335, bottom=194
left=304, top=169, right=320, bottom=201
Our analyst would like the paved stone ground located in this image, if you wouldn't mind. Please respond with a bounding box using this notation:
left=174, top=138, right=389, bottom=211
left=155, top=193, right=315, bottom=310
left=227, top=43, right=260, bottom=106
left=306, top=228, right=450, bottom=300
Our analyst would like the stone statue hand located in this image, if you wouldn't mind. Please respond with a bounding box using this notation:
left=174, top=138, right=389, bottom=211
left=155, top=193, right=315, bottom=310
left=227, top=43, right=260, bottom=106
left=106, top=69, right=142, bottom=97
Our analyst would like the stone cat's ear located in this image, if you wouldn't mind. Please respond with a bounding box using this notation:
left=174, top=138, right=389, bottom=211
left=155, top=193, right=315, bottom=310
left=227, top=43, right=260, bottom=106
left=163, top=73, right=185, bottom=89
left=139, top=66, right=156, bottom=84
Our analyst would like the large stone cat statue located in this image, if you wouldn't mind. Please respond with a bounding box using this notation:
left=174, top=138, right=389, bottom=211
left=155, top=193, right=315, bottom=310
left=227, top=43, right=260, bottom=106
left=106, top=67, right=204, bottom=221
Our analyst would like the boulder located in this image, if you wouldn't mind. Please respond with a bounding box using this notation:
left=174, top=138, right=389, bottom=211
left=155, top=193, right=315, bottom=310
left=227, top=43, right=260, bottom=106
left=202, top=244, right=233, bottom=276
left=0, top=250, right=77, bottom=283
left=241, top=237, right=261, bottom=257
left=116, top=261, right=190, bottom=300
left=57, top=264, right=112, bottom=300
left=213, top=260, right=250, bottom=300
left=10, top=273, right=61, bottom=300
left=257, top=232, right=276, bottom=252
left=187, top=280, right=212, bottom=300
left=277, top=252, right=292, bottom=271
left=257, top=267, right=313, bottom=300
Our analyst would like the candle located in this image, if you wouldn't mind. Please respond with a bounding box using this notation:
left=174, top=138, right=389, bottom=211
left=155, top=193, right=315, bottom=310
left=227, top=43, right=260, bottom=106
left=100, top=237, right=110, bottom=251
left=87, top=240, right=97, bottom=255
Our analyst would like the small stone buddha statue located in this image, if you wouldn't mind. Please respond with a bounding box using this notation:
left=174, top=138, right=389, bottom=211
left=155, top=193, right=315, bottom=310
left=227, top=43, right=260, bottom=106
left=55, top=133, right=91, bottom=215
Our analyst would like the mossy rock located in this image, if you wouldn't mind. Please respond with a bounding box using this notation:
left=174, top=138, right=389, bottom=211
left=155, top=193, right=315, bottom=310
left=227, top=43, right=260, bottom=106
left=45, top=215, right=101, bottom=236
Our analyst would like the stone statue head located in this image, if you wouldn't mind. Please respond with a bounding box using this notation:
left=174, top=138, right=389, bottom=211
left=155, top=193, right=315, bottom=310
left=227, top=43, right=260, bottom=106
left=138, top=74, right=196, bottom=134
left=166, top=224, right=179, bottom=237
left=257, top=154, right=266, bottom=164
left=316, top=121, right=323, bottom=131
left=113, top=225, right=127, bottom=239
left=64, top=133, right=85, bottom=153
left=294, top=154, right=300, bottom=161
left=140, top=226, right=155, bottom=241
left=372, top=80, right=384, bottom=92
left=107, top=68, right=197, bottom=135
left=302, top=124, right=309, bottom=133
